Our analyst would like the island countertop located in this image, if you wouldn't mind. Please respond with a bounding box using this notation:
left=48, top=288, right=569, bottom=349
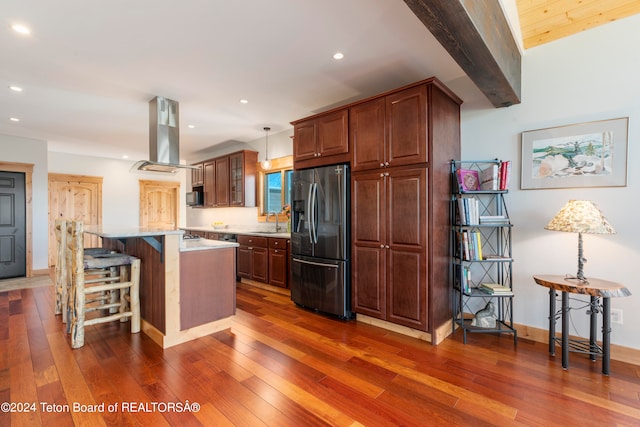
left=180, top=238, right=239, bottom=252
left=84, top=225, right=185, bottom=238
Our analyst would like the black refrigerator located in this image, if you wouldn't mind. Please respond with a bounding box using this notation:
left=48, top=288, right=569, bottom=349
left=290, top=163, right=352, bottom=319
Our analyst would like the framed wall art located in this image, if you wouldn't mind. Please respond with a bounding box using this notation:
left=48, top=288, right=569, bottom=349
left=520, top=117, right=628, bottom=190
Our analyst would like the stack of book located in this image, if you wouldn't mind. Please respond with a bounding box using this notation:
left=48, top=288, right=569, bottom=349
left=479, top=215, right=509, bottom=224
left=478, top=161, right=511, bottom=191
left=479, top=283, right=513, bottom=295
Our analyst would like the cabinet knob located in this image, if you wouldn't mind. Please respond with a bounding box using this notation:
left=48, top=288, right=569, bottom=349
left=380, top=163, right=385, bottom=167
left=385, top=161, right=390, bottom=166
left=274, top=250, right=279, bottom=253
left=248, top=247, right=253, bottom=250
left=380, top=245, right=385, bottom=248
left=317, top=152, right=321, bottom=156
left=380, top=173, right=384, bottom=177
left=384, top=173, right=390, bottom=177
left=385, top=245, right=390, bottom=249
left=274, top=242, right=279, bottom=246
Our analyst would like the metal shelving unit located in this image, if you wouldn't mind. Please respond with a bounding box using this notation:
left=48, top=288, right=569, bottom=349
left=450, top=160, right=517, bottom=344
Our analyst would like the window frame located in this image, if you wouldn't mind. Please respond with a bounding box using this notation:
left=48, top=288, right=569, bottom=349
left=257, top=155, right=293, bottom=224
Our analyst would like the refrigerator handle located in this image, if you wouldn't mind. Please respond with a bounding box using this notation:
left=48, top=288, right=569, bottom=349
left=311, top=182, right=318, bottom=244
left=307, top=183, right=314, bottom=243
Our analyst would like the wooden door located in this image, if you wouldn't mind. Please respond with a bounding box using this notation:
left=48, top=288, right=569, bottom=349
left=191, top=162, right=204, bottom=187
left=139, top=180, right=179, bottom=228
left=386, top=85, right=428, bottom=167
left=351, top=171, right=387, bottom=319
left=268, top=247, right=287, bottom=288
left=214, top=156, right=230, bottom=207
left=317, top=109, right=349, bottom=157
left=251, top=247, right=268, bottom=282
left=350, top=98, right=386, bottom=172
left=293, top=119, right=317, bottom=162
left=237, top=245, right=252, bottom=279
left=0, top=171, right=26, bottom=279
left=386, top=167, right=428, bottom=330
left=48, top=174, right=102, bottom=267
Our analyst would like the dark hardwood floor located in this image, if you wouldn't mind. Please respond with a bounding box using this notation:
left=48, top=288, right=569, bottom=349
left=2, top=282, right=639, bottom=426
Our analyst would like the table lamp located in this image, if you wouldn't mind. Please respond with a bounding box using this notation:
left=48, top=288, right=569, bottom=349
left=544, top=200, right=615, bottom=284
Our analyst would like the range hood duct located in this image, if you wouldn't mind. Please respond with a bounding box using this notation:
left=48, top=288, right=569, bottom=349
left=132, top=96, right=197, bottom=173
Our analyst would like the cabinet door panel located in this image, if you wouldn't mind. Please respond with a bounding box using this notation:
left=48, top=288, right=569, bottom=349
left=215, top=156, right=230, bottom=207
left=317, top=110, right=348, bottom=157
left=251, top=247, right=268, bottom=282
left=387, top=249, right=426, bottom=330
left=237, top=246, right=252, bottom=278
left=350, top=98, right=385, bottom=172
left=203, top=161, right=216, bottom=207
left=352, top=172, right=385, bottom=244
left=293, top=120, right=317, bottom=161
left=268, top=248, right=287, bottom=288
left=387, top=85, right=427, bottom=167
left=352, top=246, right=385, bottom=318
left=388, top=168, right=426, bottom=248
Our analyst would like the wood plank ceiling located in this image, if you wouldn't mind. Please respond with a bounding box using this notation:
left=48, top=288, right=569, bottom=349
left=517, top=0, right=640, bottom=49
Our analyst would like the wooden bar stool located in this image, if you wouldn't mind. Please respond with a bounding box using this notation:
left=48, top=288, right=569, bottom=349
left=65, top=220, right=141, bottom=348
left=54, top=219, right=117, bottom=323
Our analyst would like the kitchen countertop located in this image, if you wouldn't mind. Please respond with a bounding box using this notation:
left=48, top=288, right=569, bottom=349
left=85, top=225, right=185, bottom=238
left=180, top=238, right=239, bottom=252
left=183, top=226, right=291, bottom=239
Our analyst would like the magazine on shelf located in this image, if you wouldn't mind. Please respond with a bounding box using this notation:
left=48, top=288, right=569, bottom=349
left=456, top=169, right=479, bottom=192
left=479, top=164, right=499, bottom=191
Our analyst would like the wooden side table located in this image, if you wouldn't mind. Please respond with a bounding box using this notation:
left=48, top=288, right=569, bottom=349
left=533, top=274, right=631, bottom=375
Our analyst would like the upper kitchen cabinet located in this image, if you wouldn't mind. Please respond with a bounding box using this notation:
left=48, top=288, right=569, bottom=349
left=191, top=162, right=204, bottom=187
left=196, top=150, right=258, bottom=208
left=292, top=109, right=349, bottom=169
left=351, top=84, right=428, bottom=172
left=230, top=150, right=257, bottom=207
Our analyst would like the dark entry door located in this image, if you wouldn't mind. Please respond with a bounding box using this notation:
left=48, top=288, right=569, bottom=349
left=0, top=171, right=26, bottom=279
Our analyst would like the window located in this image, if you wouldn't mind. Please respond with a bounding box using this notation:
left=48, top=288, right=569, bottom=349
left=258, top=156, right=293, bottom=221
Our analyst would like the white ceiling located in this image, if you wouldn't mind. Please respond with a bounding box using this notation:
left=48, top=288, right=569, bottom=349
left=1, top=0, right=486, bottom=162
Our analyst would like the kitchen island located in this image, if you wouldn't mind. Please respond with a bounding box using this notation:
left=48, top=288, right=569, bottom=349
left=84, top=226, right=238, bottom=348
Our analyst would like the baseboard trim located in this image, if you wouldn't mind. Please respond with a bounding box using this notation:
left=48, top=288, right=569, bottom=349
left=514, top=322, right=640, bottom=366
left=356, top=314, right=432, bottom=343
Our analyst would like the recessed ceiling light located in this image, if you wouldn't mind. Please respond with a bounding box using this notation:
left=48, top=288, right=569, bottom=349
left=10, top=117, right=20, bottom=122
left=122, top=154, right=129, bottom=159
left=333, top=52, right=344, bottom=60
left=187, top=124, right=195, bottom=129
left=12, top=24, right=31, bottom=35
left=240, top=99, right=248, bottom=104
left=9, top=86, right=23, bottom=92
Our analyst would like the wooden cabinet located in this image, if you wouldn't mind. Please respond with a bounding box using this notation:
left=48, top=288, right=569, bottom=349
left=191, top=162, right=204, bottom=187
left=237, top=235, right=268, bottom=282
left=229, top=150, right=258, bottom=207
left=292, top=109, right=349, bottom=169
left=203, top=160, right=216, bottom=207
left=352, top=168, right=427, bottom=330
left=350, top=85, right=427, bottom=172
left=215, top=156, right=230, bottom=207
left=351, top=78, right=461, bottom=343
left=237, top=234, right=289, bottom=288
left=193, top=150, right=257, bottom=208
left=268, top=237, right=289, bottom=288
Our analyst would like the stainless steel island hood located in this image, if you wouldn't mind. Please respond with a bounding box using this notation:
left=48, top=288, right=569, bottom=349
left=132, top=96, right=197, bottom=173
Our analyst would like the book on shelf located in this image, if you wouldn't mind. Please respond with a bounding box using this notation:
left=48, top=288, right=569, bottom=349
left=457, top=195, right=479, bottom=225
left=499, top=160, right=511, bottom=191
left=479, top=164, right=499, bottom=191
left=456, top=168, right=479, bottom=192
left=479, top=283, right=513, bottom=295
left=456, top=230, right=484, bottom=261
left=479, top=215, right=509, bottom=224
left=460, top=265, right=471, bottom=294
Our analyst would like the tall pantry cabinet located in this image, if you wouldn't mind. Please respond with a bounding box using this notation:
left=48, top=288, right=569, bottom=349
left=351, top=79, right=461, bottom=343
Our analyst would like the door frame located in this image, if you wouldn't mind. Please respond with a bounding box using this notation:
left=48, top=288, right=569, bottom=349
left=0, top=161, right=34, bottom=277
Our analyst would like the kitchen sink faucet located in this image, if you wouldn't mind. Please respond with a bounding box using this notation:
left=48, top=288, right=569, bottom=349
left=268, top=212, right=281, bottom=232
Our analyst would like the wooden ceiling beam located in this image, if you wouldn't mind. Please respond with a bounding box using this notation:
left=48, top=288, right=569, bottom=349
left=403, top=0, right=521, bottom=107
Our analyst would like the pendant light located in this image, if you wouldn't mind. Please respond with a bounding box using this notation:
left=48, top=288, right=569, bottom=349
left=261, top=126, right=272, bottom=170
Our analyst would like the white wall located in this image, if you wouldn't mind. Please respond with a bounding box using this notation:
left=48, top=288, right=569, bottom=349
left=48, top=152, right=188, bottom=230
left=456, top=15, right=640, bottom=349
left=0, top=134, right=49, bottom=270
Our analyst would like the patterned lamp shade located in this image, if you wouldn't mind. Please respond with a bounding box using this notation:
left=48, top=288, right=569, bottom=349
left=545, top=200, right=616, bottom=235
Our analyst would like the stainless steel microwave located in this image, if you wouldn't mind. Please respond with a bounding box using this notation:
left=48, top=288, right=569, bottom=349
left=186, top=191, right=203, bottom=206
